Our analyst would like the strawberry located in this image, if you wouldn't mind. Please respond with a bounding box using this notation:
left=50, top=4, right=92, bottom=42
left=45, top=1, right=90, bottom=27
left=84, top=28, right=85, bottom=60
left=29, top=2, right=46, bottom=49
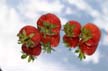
left=75, top=40, right=98, bottom=60
left=79, top=41, right=98, bottom=55
left=37, top=13, right=61, bottom=36
left=41, top=34, right=60, bottom=53
left=50, top=35, right=60, bottom=47
left=21, top=44, right=41, bottom=62
left=17, top=25, right=41, bottom=47
left=80, top=23, right=101, bottom=46
left=63, top=35, right=79, bottom=48
left=75, top=23, right=101, bottom=60
left=64, top=20, right=81, bottom=37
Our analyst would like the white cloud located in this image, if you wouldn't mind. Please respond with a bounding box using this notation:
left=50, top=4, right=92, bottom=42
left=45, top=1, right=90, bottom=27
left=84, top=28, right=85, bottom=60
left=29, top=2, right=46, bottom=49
left=67, top=0, right=88, bottom=10
left=65, top=8, right=74, bottom=14
left=18, top=0, right=63, bottom=19
left=102, top=35, right=108, bottom=46
left=67, top=0, right=108, bottom=32
left=84, top=50, right=100, bottom=64
left=2, top=60, right=66, bottom=71
left=93, top=16, right=108, bottom=32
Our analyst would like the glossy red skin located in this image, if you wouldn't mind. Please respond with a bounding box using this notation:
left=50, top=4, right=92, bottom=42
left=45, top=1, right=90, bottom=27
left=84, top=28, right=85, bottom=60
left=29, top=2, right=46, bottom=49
left=83, top=23, right=101, bottom=46
left=63, top=35, right=79, bottom=48
left=19, top=25, right=41, bottom=46
left=50, top=34, right=60, bottom=47
left=41, top=34, right=60, bottom=47
left=65, top=20, right=81, bottom=37
left=37, top=13, right=61, bottom=35
left=22, top=44, right=41, bottom=56
left=79, top=40, right=98, bottom=55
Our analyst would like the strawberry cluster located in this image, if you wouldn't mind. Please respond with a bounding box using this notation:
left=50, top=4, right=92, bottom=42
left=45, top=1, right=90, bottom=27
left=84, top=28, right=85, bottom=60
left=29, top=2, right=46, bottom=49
left=17, top=13, right=101, bottom=62
left=17, top=13, right=61, bottom=62
left=63, top=21, right=101, bottom=60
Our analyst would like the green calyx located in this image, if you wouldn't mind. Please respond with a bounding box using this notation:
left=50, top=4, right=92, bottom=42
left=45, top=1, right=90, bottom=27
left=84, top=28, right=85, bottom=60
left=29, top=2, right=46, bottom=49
left=75, top=48, right=86, bottom=60
left=21, top=53, right=35, bottom=62
left=64, top=23, right=76, bottom=37
left=17, top=30, right=35, bottom=47
left=38, top=22, right=56, bottom=37
left=41, top=42, right=55, bottom=53
left=80, top=28, right=92, bottom=42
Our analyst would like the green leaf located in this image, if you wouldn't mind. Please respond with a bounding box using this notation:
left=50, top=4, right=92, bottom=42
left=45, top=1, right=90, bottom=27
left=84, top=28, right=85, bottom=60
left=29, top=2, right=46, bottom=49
left=83, top=36, right=92, bottom=42
left=22, top=30, right=27, bottom=36
left=21, top=54, right=27, bottom=59
left=18, top=41, right=21, bottom=44
left=26, top=40, right=34, bottom=48
left=50, top=24, right=56, bottom=29
left=31, top=56, right=35, bottom=61
left=79, top=51, right=86, bottom=60
left=75, top=49, right=79, bottom=53
left=64, top=23, right=76, bottom=37
left=43, top=22, right=50, bottom=27
left=28, top=56, right=32, bottom=62
left=42, top=42, right=55, bottom=53
left=29, top=33, right=35, bottom=38
left=80, top=28, right=92, bottom=42
left=75, top=48, right=86, bottom=60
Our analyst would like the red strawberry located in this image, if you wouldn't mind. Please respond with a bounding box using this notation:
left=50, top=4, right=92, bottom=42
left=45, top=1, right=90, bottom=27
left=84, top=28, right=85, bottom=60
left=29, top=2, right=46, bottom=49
left=64, top=20, right=81, bottom=37
left=50, top=35, right=60, bottom=47
left=80, top=23, right=101, bottom=46
left=75, top=40, right=98, bottom=60
left=63, top=35, right=79, bottom=48
left=41, top=34, right=60, bottom=53
left=80, top=42, right=97, bottom=55
left=37, top=13, right=61, bottom=36
left=22, top=44, right=41, bottom=56
left=22, top=44, right=30, bottom=54
left=17, top=25, right=41, bottom=47
left=21, top=44, right=41, bottom=62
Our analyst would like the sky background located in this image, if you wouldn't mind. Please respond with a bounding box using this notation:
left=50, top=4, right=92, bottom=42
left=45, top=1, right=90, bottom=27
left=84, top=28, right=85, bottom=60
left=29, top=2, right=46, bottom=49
left=0, top=0, right=108, bottom=71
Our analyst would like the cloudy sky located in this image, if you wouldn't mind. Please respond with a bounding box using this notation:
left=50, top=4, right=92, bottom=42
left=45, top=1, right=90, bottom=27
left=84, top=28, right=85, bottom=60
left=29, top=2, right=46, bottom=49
left=0, top=0, right=108, bottom=71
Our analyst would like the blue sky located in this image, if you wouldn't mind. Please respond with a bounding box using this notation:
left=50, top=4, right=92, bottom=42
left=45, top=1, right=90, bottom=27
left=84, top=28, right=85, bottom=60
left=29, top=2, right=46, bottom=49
left=0, top=0, right=108, bottom=71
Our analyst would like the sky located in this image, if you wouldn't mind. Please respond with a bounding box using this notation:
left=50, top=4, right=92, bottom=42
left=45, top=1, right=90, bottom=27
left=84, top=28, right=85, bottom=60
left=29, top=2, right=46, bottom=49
left=0, top=0, right=108, bottom=71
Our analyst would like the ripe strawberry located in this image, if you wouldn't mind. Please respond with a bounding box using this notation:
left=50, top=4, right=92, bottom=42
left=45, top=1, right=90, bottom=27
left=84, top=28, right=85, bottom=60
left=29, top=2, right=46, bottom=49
left=22, top=44, right=41, bottom=56
left=80, top=23, right=101, bottom=46
left=41, top=34, right=60, bottom=53
left=37, top=13, right=61, bottom=36
left=21, top=44, right=41, bottom=62
left=79, top=41, right=97, bottom=55
left=75, top=40, right=98, bottom=60
left=17, top=25, right=41, bottom=47
left=50, top=35, right=60, bottom=47
left=63, top=35, right=79, bottom=48
left=64, top=20, right=81, bottom=37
